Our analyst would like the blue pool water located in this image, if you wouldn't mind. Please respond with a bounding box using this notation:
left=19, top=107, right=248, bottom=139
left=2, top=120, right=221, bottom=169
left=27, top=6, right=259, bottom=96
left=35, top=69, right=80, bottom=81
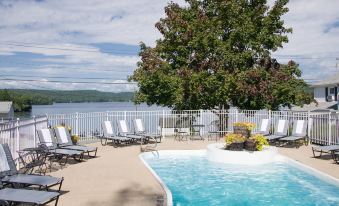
left=143, top=152, right=339, bottom=206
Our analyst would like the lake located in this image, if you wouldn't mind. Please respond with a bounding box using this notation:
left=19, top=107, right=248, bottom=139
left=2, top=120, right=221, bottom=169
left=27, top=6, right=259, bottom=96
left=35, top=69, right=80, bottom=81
left=17, top=102, right=168, bottom=118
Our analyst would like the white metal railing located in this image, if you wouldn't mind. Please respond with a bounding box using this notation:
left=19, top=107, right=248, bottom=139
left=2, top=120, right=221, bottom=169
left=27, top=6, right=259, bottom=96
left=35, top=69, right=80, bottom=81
left=1, top=109, right=338, bottom=160
left=0, top=116, right=48, bottom=160
left=47, top=109, right=339, bottom=145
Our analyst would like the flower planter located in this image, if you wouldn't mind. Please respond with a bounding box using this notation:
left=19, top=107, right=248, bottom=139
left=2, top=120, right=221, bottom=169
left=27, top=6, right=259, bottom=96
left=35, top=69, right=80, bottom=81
left=226, top=142, right=244, bottom=151
left=245, top=139, right=257, bottom=151
left=233, top=126, right=251, bottom=138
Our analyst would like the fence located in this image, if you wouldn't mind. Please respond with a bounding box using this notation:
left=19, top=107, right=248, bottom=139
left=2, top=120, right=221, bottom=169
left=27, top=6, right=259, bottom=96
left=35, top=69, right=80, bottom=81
left=47, top=109, right=339, bottom=145
left=0, top=116, right=48, bottom=160
left=1, top=109, right=338, bottom=160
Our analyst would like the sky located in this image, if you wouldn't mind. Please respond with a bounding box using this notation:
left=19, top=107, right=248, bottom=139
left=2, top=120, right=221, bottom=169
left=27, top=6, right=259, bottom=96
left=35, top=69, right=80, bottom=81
left=0, top=0, right=338, bottom=92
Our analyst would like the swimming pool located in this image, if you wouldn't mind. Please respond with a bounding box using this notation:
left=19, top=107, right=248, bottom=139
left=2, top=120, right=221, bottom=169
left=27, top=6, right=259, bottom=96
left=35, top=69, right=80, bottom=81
left=141, top=151, right=339, bottom=206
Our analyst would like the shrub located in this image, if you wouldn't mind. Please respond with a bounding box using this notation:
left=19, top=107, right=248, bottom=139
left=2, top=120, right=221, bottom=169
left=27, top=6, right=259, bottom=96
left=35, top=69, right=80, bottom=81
left=233, top=122, right=256, bottom=131
left=225, top=133, right=246, bottom=145
left=249, top=134, right=269, bottom=151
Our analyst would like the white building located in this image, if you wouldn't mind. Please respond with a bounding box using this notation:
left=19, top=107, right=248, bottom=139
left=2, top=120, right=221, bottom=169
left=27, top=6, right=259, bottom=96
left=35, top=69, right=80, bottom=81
left=312, top=72, right=339, bottom=103
left=0, top=101, right=14, bottom=120
left=310, top=73, right=339, bottom=110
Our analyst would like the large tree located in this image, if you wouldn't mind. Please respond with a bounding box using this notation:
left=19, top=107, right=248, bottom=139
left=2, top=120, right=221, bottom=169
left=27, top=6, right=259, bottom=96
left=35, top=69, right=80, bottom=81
left=131, top=0, right=312, bottom=110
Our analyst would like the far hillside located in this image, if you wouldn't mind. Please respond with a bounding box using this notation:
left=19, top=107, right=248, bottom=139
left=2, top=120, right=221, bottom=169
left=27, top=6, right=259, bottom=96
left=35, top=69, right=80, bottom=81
left=0, top=89, right=134, bottom=112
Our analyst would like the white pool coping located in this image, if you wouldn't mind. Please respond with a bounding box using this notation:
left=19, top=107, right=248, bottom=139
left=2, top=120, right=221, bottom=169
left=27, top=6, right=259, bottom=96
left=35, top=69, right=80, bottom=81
left=140, top=148, right=339, bottom=206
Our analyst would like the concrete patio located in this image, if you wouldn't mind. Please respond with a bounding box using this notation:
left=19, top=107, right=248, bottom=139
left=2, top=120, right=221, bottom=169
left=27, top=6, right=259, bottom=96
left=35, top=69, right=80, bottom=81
left=48, top=138, right=339, bottom=206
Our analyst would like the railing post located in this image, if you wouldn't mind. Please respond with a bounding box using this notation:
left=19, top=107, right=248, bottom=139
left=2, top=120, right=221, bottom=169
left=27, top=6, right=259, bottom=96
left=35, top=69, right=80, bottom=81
left=75, top=112, right=79, bottom=136
left=124, top=111, right=127, bottom=121
left=328, top=112, right=332, bottom=145
left=106, top=111, right=109, bottom=121
left=235, top=109, right=239, bottom=122
left=307, top=111, right=311, bottom=145
left=33, top=116, right=37, bottom=147
left=162, top=110, right=165, bottom=138
left=15, top=118, right=20, bottom=168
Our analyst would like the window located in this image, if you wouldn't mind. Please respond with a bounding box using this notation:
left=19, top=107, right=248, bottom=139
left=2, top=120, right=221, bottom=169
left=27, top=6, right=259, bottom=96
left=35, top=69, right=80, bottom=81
left=329, top=87, right=335, bottom=94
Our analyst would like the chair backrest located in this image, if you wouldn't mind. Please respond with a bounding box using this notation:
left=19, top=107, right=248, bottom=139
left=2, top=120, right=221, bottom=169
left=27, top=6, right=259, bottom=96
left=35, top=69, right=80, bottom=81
left=133, top=119, right=145, bottom=133
left=102, top=121, right=115, bottom=137
left=274, top=119, right=289, bottom=136
left=0, top=144, right=18, bottom=178
left=292, top=120, right=307, bottom=137
left=54, top=127, right=72, bottom=145
left=208, top=120, right=220, bottom=132
left=258, top=119, right=270, bottom=134
left=37, top=128, right=56, bottom=147
left=118, top=120, right=130, bottom=136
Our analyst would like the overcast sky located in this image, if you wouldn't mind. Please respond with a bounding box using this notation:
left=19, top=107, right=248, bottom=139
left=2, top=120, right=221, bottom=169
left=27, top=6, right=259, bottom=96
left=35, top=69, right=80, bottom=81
left=0, top=0, right=338, bottom=92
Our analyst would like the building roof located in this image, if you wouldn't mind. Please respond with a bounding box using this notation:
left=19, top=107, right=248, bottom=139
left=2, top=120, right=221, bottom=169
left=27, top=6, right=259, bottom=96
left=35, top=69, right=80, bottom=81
left=0, top=101, right=13, bottom=113
left=291, top=102, right=338, bottom=112
left=311, top=72, right=339, bottom=87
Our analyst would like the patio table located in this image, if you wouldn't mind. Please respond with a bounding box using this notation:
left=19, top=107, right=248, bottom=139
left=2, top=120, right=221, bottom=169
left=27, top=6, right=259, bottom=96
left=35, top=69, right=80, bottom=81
left=190, top=124, right=205, bottom=140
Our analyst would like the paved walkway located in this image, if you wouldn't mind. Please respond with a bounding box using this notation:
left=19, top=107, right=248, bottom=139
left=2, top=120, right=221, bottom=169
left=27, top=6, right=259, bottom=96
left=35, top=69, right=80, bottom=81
left=48, top=138, right=338, bottom=206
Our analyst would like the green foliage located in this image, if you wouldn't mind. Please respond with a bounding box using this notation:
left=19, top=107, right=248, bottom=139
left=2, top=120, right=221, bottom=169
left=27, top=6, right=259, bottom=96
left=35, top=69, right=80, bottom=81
left=233, top=122, right=256, bottom=131
left=0, top=89, right=134, bottom=112
left=225, top=133, right=246, bottom=145
left=249, top=134, right=269, bottom=151
left=131, top=0, right=313, bottom=110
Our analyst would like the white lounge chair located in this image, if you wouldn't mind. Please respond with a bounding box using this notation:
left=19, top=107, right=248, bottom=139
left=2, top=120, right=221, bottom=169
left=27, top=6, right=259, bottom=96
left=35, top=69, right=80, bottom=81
left=280, top=119, right=308, bottom=147
left=252, top=118, right=270, bottom=136
left=54, top=127, right=97, bottom=157
left=312, top=144, right=339, bottom=158
left=133, top=119, right=162, bottom=143
left=117, top=120, right=145, bottom=142
left=37, top=129, right=83, bottom=166
left=99, top=121, right=131, bottom=146
left=265, top=119, right=289, bottom=141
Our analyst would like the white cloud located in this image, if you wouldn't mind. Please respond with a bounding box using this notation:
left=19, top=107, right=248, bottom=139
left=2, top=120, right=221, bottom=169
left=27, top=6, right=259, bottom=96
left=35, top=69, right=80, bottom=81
left=273, top=0, right=339, bottom=81
left=0, top=0, right=338, bottom=91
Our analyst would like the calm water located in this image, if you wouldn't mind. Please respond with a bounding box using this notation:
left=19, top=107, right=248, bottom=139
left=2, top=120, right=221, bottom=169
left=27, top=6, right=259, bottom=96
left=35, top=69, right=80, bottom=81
left=16, top=102, right=168, bottom=118
left=143, top=153, right=339, bottom=206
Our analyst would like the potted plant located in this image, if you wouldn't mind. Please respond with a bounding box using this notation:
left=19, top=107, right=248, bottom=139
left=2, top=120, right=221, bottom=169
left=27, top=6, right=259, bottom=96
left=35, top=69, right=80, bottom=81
left=233, top=122, right=256, bottom=138
left=225, top=133, right=246, bottom=151
left=246, top=134, right=269, bottom=151
left=71, top=135, right=80, bottom=145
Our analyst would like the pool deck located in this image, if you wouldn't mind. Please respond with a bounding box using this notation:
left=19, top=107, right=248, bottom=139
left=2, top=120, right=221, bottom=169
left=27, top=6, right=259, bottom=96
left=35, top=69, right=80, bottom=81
left=49, top=138, right=339, bottom=206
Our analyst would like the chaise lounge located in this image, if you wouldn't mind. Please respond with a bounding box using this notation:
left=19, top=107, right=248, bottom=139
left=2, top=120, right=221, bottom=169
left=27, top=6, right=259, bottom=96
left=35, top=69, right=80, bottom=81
left=99, top=121, right=131, bottom=146
left=54, top=126, right=98, bottom=157
left=0, top=144, right=64, bottom=192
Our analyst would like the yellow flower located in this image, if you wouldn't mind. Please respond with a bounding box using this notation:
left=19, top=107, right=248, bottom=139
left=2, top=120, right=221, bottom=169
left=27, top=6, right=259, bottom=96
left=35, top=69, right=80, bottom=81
left=71, top=135, right=80, bottom=142
left=249, top=134, right=269, bottom=151
left=225, top=133, right=246, bottom=145
left=233, top=122, right=256, bottom=131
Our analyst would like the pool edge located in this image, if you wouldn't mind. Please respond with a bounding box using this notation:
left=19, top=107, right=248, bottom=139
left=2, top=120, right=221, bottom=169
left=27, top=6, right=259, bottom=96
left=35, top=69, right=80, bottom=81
left=139, top=152, right=173, bottom=206
left=280, top=154, right=339, bottom=187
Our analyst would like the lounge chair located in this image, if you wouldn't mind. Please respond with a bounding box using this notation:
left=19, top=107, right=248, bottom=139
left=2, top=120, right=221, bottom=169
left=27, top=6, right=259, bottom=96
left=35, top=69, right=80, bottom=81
left=279, top=120, right=308, bottom=147
left=37, top=129, right=84, bottom=166
left=252, top=118, right=270, bottom=136
left=133, top=119, right=162, bottom=143
left=0, top=182, right=60, bottom=206
left=99, top=121, right=131, bottom=146
left=265, top=119, right=289, bottom=142
left=117, top=120, right=145, bottom=142
left=311, top=144, right=339, bottom=158
left=54, top=126, right=97, bottom=157
left=0, top=144, right=63, bottom=192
